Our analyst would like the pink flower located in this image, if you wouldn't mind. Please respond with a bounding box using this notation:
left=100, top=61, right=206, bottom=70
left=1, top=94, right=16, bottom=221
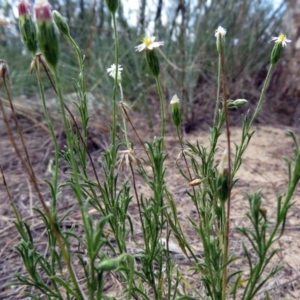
left=18, top=0, right=31, bottom=17
left=34, top=0, right=52, bottom=21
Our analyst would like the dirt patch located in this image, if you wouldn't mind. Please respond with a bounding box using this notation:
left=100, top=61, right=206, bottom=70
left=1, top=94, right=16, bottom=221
left=0, top=101, right=300, bottom=299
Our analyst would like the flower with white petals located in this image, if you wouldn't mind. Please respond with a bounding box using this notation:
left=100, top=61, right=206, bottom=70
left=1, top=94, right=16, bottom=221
left=107, top=64, right=123, bottom=81
left=271, top=34, right=291, bottom=47
left=215, top=26, right=226, bottom=38
left=135, top=36, right=164, bottom=52
left=170, top=94, right=179, bottom=105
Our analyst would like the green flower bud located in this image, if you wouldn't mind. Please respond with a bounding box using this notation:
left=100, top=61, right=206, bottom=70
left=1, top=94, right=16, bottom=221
left=98, top=258, right=120, bottom=272
left=170, top=94, right=181, bottom=128
left=270, top=42, right=283, bottom=66
left=35, top=0, right=59, bottom=69
left=18, top=0, right=38, bottom=54
left=146, top=50, right=160, bottom=77
left=227, top=99, right=248, bottom=108
left=105, top=0, right=119, bottom=14
left=232, top=99, right=247, bottom=107
left=216, top=169, right=229, bottom=203
left=52, top=10, right=70, bottom=37
left=216, top=149, right=230, bottom=202
left=270, top=34, right=291, bottom=66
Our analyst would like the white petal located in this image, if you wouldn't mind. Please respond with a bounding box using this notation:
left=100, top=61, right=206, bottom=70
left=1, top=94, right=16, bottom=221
left=135, top=44, right=146, bottom=52
left=170, top=94, right=179, bottom=104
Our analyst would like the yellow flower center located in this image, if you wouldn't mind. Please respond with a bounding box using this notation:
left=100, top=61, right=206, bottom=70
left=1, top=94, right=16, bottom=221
left=278, top=33, right=286, bottom=43
left=142, top=37, right=154, bottom=46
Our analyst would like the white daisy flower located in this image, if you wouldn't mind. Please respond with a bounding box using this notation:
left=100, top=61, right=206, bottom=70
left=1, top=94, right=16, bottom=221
left=107, top=64, right=123, bottom=81
left=135, top=36, right=164, bottom=52
left=271, top=34, right=291, bottom=47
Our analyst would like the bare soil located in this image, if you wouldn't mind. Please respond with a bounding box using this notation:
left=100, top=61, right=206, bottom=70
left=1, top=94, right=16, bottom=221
left=0, top=96, right=300, bottom=299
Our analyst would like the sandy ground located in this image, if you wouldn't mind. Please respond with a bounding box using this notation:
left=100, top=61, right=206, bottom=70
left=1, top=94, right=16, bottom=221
left=0, top=99, right=300, bottom=299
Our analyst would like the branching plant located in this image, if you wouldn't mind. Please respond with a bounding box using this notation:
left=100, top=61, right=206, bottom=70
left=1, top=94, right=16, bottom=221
left=0, top=0, right=297, bottom=299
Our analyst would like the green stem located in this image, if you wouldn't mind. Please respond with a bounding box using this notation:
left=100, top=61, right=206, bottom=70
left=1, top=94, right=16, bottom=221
left=232, top=64, right=274, bottom=176
left=219, top=34, right=231, bottom=300
left=67, top=34, right=88, bottom=171
left=36, top=67, right=60, bottom=283
left=36, top=69, right=59, bottom=210
left=155, top=76, right=165, bottom=150
left=221, top=201, right=229, bottom=292
left=200, top=222, right=219, bottom=297
left=249, top=65, right=274, bottom=126
left=119, top=83, right=130, bottom=148
left=175, top=125, right=201, bottom=219
left=111, top=12, right=119, bottom=152
left=107, top=12, right=119, bottom=210
left=175, top=126, right=183, bottom=149
left=53, top=66, right=87, bottom=300
left=214, top=52, right=221, bottom=127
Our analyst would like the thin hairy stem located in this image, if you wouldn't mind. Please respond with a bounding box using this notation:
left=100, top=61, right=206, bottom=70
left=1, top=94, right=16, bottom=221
left=214, top=53, right=221, bottom=127
left=175, top=127, right=201, bottom=220
left=155, top=76, right=166, bottom=151
left=38, top=57, right=103, bottom=192
left=121, top=102, right=151, bottom=161
left=219, top=36, right=231, bottom=300
left=52, top=66, right=88, bottom=300
left=129, top=162, right=146, bottom=242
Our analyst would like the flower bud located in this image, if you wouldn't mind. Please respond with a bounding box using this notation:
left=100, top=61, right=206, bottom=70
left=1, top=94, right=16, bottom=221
left=270, top=42, right=283, bottom=66
left=232, top=99, right=247, bottom=107
left=270, top=34, right=291, bottom=66
left=52, top=10, right=70, bottom=37
left=98, top=258, right=120, bottom=272
left=18, top=0, right=38, bottom=54
left=227, top=99, right=248, bottom=108
left=35, top=0, right=59, bottom=69
left=146, top=50, right=160, bottom=77
left=105, top=0, right=119, bottom=14
left=216, top=168, right=229, bottom=203
left=170, top=94, right=181, bottom=128
left=216, top=149, right=230, bottom=202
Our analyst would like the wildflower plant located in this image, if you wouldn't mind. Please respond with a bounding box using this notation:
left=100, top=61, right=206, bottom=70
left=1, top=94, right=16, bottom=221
left=1, top=0, right=299, bottom=299
left=136, top=35, right=166, bottom=149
